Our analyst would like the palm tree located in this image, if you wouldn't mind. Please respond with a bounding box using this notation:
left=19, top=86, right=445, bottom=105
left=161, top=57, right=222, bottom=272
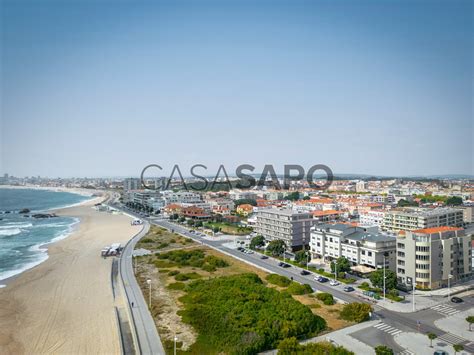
left=466, top=316, right=474, bottom=331
left=427, top=332, right=437, bottom=347
left=453, top=344, right=463, bottom=354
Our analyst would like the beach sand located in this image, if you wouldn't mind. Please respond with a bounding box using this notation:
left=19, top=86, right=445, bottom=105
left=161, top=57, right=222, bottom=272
left=0, top=197, right=140, bottom=354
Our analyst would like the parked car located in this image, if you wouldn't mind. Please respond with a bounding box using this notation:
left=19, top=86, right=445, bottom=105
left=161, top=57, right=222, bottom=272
left=237, top=247, right=244, bottom=251
left=343, top=286, right=355, bottom=292
left=278, top=261, right=285, bottom=266
left=316, top=276, right=329, bottom=283
left=300, top=270, right=311, bottom=276
left=329, top=280, right=340, bottom=286
left=433, top=351, right=448, bottom=355
left=260, top=255, right=268, bottom=260
left=279, top=262, right=291, bottom=268
left=451, top=297, right=463, bottom=303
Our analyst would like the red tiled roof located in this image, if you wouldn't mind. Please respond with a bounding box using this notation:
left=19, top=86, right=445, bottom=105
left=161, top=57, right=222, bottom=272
left=413, top=226, right=462, bottom=234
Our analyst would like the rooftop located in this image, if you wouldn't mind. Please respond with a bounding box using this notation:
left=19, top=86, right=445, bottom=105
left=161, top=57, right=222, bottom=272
left=413, top=226, right=463, bottom=234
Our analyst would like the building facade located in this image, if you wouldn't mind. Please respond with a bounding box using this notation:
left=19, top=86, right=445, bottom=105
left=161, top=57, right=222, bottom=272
left=383, top=207, right=464, bottom=232
left=396, top=227, right=472, bottom=289
left=255, top=209, right=314, bottom=250
left=310, top=224, right=396, bottom=270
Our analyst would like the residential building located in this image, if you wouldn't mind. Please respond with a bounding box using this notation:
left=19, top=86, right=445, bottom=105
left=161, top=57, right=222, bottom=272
left=310, top=223, right=396, bottom=270
left=396, top=226, right=472, bottom=289
left=161, top=191, right=202, bottom=205
left=359, top=210, right=386, bottom=228
left=311, top=210, right=343, bottom=224
left=123, top=178, right=141, bottom=191
left=383, top=207, right=464, bottom=232
left=182, top=206, right=211, bottom=219
left=255, top=209, right=314, bottom=250
left=236, top=204, right=254, bottom=216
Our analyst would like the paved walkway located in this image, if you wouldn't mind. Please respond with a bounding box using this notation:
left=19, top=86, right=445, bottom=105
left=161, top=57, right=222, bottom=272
left=375, top=292, right=441, bottom=313
left=302, top=320, right=378, bottom=355
left=435, top=309, right=474, bottom=343
left=395, top=332, right=471, bottom=355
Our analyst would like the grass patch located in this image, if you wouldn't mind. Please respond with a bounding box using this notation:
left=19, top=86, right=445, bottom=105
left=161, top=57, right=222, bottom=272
left=175, top=272, right=202, bottom=281
left=167, top=282, right=186, bottom=291
left=286, top=282, right=313, bottom=295
left=265, top=273, right=291, bottom=287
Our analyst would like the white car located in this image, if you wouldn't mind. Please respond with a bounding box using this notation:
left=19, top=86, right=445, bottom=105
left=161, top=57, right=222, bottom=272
left=329, top=280, right=340, bottom=286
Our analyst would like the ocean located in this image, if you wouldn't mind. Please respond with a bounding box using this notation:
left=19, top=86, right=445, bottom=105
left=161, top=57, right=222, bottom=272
left=0, top=188, right=92, bottom=286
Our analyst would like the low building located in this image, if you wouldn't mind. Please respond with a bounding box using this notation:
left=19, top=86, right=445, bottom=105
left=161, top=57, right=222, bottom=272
left=359, top=210, right=386, bottom=228
left=236, top=204, right=254, bottom=216
left=311, top=210, right=343, bottom=224
left=181, top=206, right=211, bottom=219
left=310, top=223, right=396, bottom=270
left=396, top=226, right=473, bottom=289
left=254, top=208, right=314, bottom=250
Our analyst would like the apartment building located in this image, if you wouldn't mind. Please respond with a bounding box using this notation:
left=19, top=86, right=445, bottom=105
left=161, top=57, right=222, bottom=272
left=396, top=226, right=472, bottom=289
left=359, top=210, right=386, bottom=228
left=123, top=178, right=141, bottom=191
left=255, top=209, right=314, bottom=250
left=383, top=207, right=464, bottom=232
left=161, top=191, right=202, bottom=205
left=310, top=224, right=396, bottom=270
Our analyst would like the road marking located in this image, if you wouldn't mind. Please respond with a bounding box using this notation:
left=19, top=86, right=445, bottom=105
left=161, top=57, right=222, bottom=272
left=373, top=323, right=403, bottom=337
left=439, top=333, right=467, bottom=345
left=430, top=303, right=460, bottom=316
left=389, top=329, right=401, bottom=335
left=399, top=350, right=414, bottom=355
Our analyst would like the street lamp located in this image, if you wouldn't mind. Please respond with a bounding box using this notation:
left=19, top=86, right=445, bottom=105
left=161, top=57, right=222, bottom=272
left=383, top=251, right=389, bottom=300
left=174, top=335, right=178, bottom=355
left=448, top=274, right=453, bottom=299
left=146, top=279, right=152, bottom=308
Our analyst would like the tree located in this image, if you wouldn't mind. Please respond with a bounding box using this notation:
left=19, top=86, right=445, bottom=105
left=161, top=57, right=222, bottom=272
left=427, top=332, right=437, bottom=347
left=234, top=199, right=257, bottom=207
left=284, top=191, right=300, bottom=201
left=330, top=256, right=351, bottom=273
left=453, top=344, right=464, bottom=354
left=374, top=345, right=394, bottom=355
left=466, top=316, right=474, bottom=331
left=294, top=250, right=310, bottom=265
left=303, top=196, right=310, bottom=200
left=266, top=239, right=286, bottom=257
left=397, top=199, right=418, bottom=207
left=195, top=221, right=203, bottom=228
left=369, top=269, right=397, bottom=291
left=340, top=303, right=372, bottom=323
left=446, top=196, right=463, bottom=206
left=249, top=235, right=265, bottom=250
left=187, top=219, right=195, bottom=226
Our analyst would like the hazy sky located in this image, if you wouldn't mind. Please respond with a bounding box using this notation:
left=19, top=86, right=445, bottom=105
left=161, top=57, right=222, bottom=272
left=1, top=0, right=472, bottom=178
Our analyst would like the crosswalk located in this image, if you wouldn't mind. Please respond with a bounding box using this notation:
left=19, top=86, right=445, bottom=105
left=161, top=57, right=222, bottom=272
left=373, top=322, right=403, bottom=336
left=438, top=332, right=467, bottom=345
left=430, top=303, right=460, bottom=316
left=398, top=350, right=414, bottom=355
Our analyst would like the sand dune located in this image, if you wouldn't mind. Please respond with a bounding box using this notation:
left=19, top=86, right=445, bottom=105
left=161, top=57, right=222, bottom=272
left=0, top=198, right=140, bottom=354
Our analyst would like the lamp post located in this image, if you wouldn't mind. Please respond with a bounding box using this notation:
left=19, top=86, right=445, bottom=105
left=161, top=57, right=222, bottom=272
left=146, top=279, right=152, bottom=308
left=412, top=279, right=416, bottom=312
left=174, top=335, right=178, bottom=355
left=383, top=252, right=389, bottom=300
left=448, top=274, right=453, bottom=300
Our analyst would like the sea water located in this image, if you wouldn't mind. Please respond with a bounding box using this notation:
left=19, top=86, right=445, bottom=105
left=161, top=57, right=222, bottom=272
left=0, top=188, right=92, bottom=286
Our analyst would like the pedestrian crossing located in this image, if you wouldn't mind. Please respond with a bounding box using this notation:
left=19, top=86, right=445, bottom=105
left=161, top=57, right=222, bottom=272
left=430, top=303, right=460, bottom=316
left=373, top=322, right=403, bottom=336
left=438, top=332, right=466, bottom=345
left=398, top=350, right=414, bottom=355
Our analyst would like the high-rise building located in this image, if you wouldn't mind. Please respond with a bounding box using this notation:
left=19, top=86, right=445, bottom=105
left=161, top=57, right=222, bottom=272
left=123, top=178, right=141, bottom=191
left=255, top=208, right=314, bottom=250
left=396, top=227, right=472, bottom=290
left=383, top=207, right=464, bottom=232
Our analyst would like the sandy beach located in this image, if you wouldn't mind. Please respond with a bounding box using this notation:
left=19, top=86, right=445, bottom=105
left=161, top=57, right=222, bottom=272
left=0, top=196, right=141, bottom=354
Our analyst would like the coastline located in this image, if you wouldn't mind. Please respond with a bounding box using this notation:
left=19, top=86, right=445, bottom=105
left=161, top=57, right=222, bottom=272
left=0, top=194, right=141, bottom=354
left=0, top=188, right=101, bottom=286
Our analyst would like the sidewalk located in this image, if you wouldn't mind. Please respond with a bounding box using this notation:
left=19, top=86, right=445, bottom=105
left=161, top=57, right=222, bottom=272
left=375, top=292, right=441, bottom=313
left=435, top=309, right=474, bottom=342
left=394, top=332, right=470, bottom=355
left=301, top=320, right=378, bottom=355
left=417, top=280, right=474, bottom=297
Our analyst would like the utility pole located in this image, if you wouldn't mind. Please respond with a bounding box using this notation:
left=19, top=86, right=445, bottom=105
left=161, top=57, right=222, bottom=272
left=146, top=279, right=152, bottom=308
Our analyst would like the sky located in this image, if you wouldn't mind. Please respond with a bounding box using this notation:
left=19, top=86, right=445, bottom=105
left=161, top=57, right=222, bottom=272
left=1, top=0, right=473, bottom=178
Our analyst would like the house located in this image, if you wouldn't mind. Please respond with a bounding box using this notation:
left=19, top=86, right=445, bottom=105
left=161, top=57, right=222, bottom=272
left=236, top=204, right=254, bottom=216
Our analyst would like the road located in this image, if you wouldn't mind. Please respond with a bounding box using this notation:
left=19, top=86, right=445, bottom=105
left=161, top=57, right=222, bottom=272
left=111, top=203, right=474, bottom=354
left=119, top=221, right=165, bottom=355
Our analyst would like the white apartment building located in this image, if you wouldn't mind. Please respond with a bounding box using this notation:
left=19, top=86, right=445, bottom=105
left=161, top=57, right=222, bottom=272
left=161, top=191, right=202, bottom=205
left=310, top=224, right=396, bottom=270
left=383, top=207, right=464, bottom=232
left=229, top=190, right=258, bottom=201
left=359, top=210, right=386, bottom=228
left=255, top=209, right=314, bottom=250
left=396, top=227, right=472, bottom=289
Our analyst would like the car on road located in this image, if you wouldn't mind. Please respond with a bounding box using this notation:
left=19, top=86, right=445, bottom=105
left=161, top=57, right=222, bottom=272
left=260, top=255, right=268, bottom=260
left=343, top=286, right=355, bottom=292
left=237, top=247, right=244, bottom=252
left=315, top=276, right=329, bottom=283
left=451, top=296, right=463, bottom=303
left=300, top=270, right=311, bottom=276
left=433, top=351, right=448, bottom=355
left=329, top=280, right=340, bottom=286
left=278, top=262, right=291, bottom=268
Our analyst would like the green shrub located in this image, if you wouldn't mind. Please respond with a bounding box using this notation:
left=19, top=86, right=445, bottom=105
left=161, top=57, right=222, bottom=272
left=359, top=282, right=370, bottom=290
left=140, top=237, right=154, bottom=243
left=265, top=273, right=291, bottom=287
left=316, top=292, right=335, bottom=305
left=340, top=303, right=372, bottom=323
left=278, top=337, right=354, bottom=355
left=159, top=269, right=170, bottom=273
left=202, top=264, right=217, bottom=272
left=168, top=270, right=180, bottom=276
left=286, top=282, right=313, bottom=295
left=154, top=259, right=177, bottom=268
left=204, top=255, right=229, bottom=268
left=179, top=273, right=326, bottom=354
left=168, top=282, right=186, bottom=291
left=175, top=272, right=202, bottom=281
left=169, top=238, right=176, bottom=243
